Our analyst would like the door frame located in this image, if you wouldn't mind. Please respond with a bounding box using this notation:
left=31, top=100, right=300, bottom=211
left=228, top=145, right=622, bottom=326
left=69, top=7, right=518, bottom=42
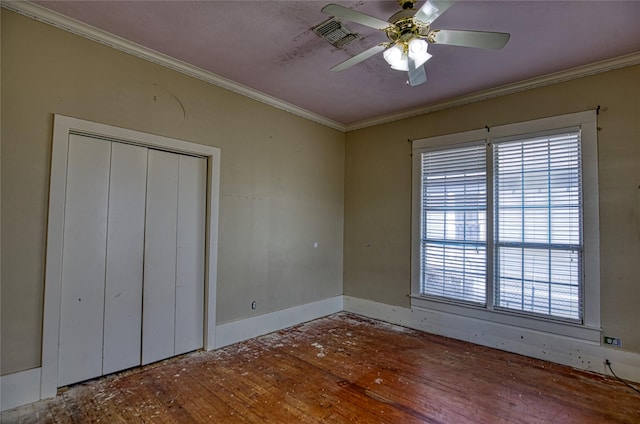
left=41, top=114, right=221, bottom=398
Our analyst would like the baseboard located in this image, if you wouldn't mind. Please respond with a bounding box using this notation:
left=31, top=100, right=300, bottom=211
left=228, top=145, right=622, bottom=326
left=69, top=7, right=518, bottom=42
left=343, top=296, right=640, bottom=384
left=3, top=294, right=637, bottom=412
left=0, top=367, right=42, bottom=412
left=0, top=296, right=343, bottom=411
left=214, top=295, right=344, bottom=349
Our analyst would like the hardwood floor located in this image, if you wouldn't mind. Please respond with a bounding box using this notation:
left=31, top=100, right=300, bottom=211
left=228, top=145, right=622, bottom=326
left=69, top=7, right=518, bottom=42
left=2, top=313, right=639, bottom=423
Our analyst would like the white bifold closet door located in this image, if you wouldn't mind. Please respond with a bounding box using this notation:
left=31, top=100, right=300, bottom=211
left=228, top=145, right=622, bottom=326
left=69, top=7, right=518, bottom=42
left=142, top=151, right=206, bottom=365
left=102, top=142, right=148, bottom=375
left=58, top=135, right=113, bottom=387
left=58, top=134, right=206, bottom=387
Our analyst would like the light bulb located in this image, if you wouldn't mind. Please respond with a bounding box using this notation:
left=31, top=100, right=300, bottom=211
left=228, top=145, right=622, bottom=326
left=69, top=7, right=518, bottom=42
left=408, top=39, right=432, bottom=68
left=409, top=39, right=426, bottom=55
left=383, top=43, right=409, bottom=72
left=383, top=44, right=403, bottom=64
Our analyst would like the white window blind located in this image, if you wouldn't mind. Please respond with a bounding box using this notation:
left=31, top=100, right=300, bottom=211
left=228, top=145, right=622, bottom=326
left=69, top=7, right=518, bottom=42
left=493, top=129, right=583, bottom=321
left=420, top=144, right=487, bottom=304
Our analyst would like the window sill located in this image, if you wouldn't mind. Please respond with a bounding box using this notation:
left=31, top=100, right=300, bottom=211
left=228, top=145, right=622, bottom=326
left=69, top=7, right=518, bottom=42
left=410, top=295, right=602, bottom=343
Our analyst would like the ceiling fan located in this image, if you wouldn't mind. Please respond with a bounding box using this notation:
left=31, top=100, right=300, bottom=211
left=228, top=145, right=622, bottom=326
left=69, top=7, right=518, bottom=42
left=321, top=0, right=510, bottom=86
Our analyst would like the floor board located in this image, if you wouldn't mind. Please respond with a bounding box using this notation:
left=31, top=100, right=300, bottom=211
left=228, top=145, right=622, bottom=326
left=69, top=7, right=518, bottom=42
left=2, top=313, right=639, bottom=423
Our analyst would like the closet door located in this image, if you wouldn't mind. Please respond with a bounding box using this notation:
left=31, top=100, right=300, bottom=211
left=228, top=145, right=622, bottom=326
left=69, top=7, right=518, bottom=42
left=175, top=155, right=207, bottom=355
left=57, top=135, right=207, bottom=385
left=142, top=152, right=206, bottom=364
left=102, top=143, right=148, bottom=375
left=58, top=135, right=111, bottom=387
left=142, top=150, right=180, bottom=365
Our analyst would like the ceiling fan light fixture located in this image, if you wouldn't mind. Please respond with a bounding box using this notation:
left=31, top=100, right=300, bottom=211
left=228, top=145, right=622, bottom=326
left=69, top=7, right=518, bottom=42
left=408, top=38, right=432, bottom=68
left=322, top=1, right=510, bottom=85
left=383, top=43, right=409, bottom=71
left=390, top=60, right=409, bottom=72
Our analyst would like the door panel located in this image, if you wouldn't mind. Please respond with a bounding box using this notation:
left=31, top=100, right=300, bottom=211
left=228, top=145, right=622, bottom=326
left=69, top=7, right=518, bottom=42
left=175, top=156, right=207, bottom=355
left=102, top=143, right=148, bottom=375
left=142, top=150, right=179, bottom=365
left=58, top=135, right=111, bottom=386
left=57, top=135, right=207, bottom=384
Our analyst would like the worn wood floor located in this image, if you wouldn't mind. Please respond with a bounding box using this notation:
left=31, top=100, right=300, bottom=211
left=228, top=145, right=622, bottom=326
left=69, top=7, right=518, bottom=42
left=2, top=313, right=639, bottom=423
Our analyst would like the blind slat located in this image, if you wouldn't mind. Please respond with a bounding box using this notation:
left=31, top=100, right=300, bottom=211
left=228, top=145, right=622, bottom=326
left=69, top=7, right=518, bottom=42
left=494, top=131, right=583, bottom=321
left=418, top=129, right=584, bottom=322
left=420, top=145, right=487, bottom=304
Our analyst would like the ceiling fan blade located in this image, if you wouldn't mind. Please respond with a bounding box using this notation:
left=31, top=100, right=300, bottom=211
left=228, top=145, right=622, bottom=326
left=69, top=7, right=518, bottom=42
left=330, top=44, right=387, bottom=72
left=322, top=4, right=390, bottom=30
left=414, top=1, right=454, bottom=25
left=431, top=29, right=510, bottom=49
left=407, top=57, right=427, bottom=86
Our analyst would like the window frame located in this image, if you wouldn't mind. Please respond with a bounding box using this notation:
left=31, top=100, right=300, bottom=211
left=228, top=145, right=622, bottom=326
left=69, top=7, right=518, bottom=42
left=411, top=111, right=600, bottom=341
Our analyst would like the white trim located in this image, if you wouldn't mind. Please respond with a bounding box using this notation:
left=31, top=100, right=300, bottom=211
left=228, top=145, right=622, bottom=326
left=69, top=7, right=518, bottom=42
left=412, top=128, right=487, bottom=150
left=6, top=295, right=342, bottom=410
left=410, top=110, right=600, bottom=341
left=41, top=114, right=221, bottom=398
left=344, top=296, right=640, bottom=384
left=0, top=1, right=345, bottom=132
left=204, top=150, right=221, bottom=351
left=4, top=1, right=640, bottom=134
left=346, top=53, right=640, bottom=131
left=409, top=296, right=601, bottom=341
left=5, top=295, right=638, bottom=412
left=1, top=368, right=42, bottom=411
left=214, top=296, right=343, bottom=349
left=0, top=2, right=3, bottom=405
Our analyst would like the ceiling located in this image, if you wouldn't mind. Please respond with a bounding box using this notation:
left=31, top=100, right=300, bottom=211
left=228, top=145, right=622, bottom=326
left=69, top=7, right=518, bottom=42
left=23, top=1, right=640, bottom=128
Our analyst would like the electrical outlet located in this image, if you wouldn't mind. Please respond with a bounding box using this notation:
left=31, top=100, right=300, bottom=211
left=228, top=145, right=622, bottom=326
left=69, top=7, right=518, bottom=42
left=604, top=336, right=622, bottom=347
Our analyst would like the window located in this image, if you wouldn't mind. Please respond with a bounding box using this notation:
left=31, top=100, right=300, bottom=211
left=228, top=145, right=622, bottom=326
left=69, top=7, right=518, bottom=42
left=411, top=111, right=600, bottom=339
left=420, top=144, right=487, bottom=305
left=493, top=132, right=582, bottom=320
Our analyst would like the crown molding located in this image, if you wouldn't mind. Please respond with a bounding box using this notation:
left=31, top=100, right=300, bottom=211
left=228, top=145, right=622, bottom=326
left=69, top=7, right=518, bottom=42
left=1, top=1, right=347, bottom=132
left=4, top=1, right=639, bottom=134
left=345, top=51, right=640, bottom=132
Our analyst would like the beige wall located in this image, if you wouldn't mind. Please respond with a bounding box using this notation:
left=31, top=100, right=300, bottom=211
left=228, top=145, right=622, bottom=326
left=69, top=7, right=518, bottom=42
left=3, top=8, right=639, bottom=379
left=345, top=65, right=640, bottom=354
left=1, top=11, right=345, bottom=375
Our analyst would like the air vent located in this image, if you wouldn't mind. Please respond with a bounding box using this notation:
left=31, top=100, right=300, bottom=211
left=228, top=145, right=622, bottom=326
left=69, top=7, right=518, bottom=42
left=313, top=18, right=360, bottom=48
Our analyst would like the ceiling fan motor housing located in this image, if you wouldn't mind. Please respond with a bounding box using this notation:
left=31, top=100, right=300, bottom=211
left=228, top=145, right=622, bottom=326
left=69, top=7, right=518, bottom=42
left=397, top=0, right=416, bottom=10
left=385, top=13, right=429, bottom=44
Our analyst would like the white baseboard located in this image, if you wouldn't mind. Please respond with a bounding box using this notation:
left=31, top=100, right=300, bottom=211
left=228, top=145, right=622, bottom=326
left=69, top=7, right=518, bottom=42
left=3, top=294, right=637, bottom=412
left=1, top=367, right=42, bottom=412
left=0, top=296, right=343, bottom=411
left=343, top=296, right=640, bottom=383
left=214, top=295, right=344, bottom=349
